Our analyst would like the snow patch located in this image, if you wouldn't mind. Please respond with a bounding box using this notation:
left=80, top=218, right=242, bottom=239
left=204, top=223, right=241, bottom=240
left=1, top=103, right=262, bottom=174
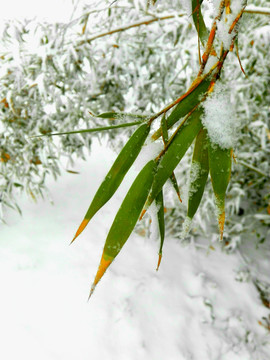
left=133, top=140, right=163, bottom=171
left=216, top=19, right=234, bottom=50
left=148, top=201, right=161, bottom=242
left=202, top=82, right=239, bottom=149
left=179, top=0, right=192, bottom=16
left=180, top=216, right=192, bottom=239
left=203, top=54, right=218, bottom=74
left=188, top=161, right=201, bottom=198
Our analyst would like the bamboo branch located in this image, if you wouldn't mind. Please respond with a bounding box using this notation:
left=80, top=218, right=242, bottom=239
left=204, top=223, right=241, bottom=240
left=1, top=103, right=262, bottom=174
left=238, top=160, right=269, bottom=178
left=244, top=9, right=270, bottom=15
left=244, top=6, right=270, bottom=16
left=197, top=0, right=225, bottom=77
left=77, top=5, right=270, bottom=47
left=146, top=70, right=215, bottom=126
left=77, top=13, right=184, bottom=46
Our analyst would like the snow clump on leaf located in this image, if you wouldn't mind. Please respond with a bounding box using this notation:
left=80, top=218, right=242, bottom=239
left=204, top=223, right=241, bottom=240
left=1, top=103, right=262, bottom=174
left=202, top=83, right=239, bottom=149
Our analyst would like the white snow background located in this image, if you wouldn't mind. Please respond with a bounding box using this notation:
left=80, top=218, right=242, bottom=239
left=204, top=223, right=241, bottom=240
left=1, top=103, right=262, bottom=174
left=1, top=138, right=269, bottom=360
left=0, top=1, right=270, bottom=359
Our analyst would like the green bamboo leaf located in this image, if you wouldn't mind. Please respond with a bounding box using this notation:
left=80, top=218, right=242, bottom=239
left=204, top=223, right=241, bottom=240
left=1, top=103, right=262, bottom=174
left=34, top=121, right=142, bottom=137
left=71, top=123, right=150, bottom=243
left=161, top=114, right=182, bottom=202
left=182, top=128, right=209, bottom=238
left=144, top=108, right=203, bottom=213
left=90, top=111, right=147, bottom=120
left=152, top=77, right=211, bottom=140
left=187, top=128, right=209, bottom=219
left=89, top=160, right=157, bottom=297
left=208, top=141, right=232, bottom=240
left=161, top=114, right=168, bottom=144
left=192, top=0, right=209, bottom=45
left=169, top=172, right=182, bottom=203
left=155, top=190, right=165, bottom=271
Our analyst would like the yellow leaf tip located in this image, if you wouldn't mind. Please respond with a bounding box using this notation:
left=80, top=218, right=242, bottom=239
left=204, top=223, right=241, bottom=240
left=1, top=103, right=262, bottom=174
left=218, top=211, right=225, bottom=241
left=156, top=253, right=162, bottom=271
left=71, top=218, right=90, bottom=244
left=91, top=252, right=113, bottom=292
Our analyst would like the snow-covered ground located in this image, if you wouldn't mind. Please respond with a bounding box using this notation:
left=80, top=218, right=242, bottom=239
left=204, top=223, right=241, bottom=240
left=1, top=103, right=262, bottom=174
left=0, top=140, right=269, bottom=360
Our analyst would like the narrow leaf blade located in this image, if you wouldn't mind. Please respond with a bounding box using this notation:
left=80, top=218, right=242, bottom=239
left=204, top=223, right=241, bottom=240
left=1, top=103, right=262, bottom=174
left=145, top=108, right=203, bottom=211
left=35, top=121, right=142, bottom=137
left=152, top=77, right=211, bottom=140
left=91, top=111, right=147, bottom=120
left=192, top=0, right=209, bottom=45
left=182, top=128, right=209, bottom=238
left=169, top=172, right=182, bottom=203
left=89, top=160, right=157, bottom=296
left=208, top=141, right=232, bottom=240
left=72, top=123, right=150, bottom=242
left=155, top=190, right=165, bottom=271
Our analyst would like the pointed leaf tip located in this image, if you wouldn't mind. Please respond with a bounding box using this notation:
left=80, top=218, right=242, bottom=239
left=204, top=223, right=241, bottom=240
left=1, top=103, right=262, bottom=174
left=156, top=253, right=162, bottom=271
left=218, top=211, right=225, bottom=241
left=89, top=252, right=113, bottom=297
left=88, top=286, right=95, bottom=301
left=71, top=218, right=89, bottom=244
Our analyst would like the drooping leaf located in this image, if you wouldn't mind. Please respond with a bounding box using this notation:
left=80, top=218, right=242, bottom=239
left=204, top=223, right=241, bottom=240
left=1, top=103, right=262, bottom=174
left=71, top=123, right=150, bottom=243
left=182, top=128, right=209, bottom=238
left=208, top=141, right=232, bottom=240
left=152, top=77, right=211, bottom=140
left=144, top=108, right=203, bottom=213
left=191, top=0, right=209, bottom=46
left=89, top=160, right=157, bottom=297
left=155, top=189, right=165, bottom=271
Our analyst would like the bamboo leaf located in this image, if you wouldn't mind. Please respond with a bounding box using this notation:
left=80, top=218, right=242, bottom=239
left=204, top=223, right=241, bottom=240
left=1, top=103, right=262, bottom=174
left=71, top=123, right=150, bottom=243
left=90, top=111, right=147, bottom=120
left=208, top=141, right=232, bottom=240
left=144, top=108, right=203, bottom=213
left=161, top=114, right=168, bottom=144
left=182, top=128, right=209, bottom=238
left=89, top=160, right=157, bottom=297
left=169, top=172, right=182, bottom=203
left=155, top=190, right=165, bottom=271
left=192, top=0, right=209, bottom=45
left=161, top=114, right=182, bottom=202
left=34, top=121, right=142, bottom=137
left=152, top=77, right=211, bottom=140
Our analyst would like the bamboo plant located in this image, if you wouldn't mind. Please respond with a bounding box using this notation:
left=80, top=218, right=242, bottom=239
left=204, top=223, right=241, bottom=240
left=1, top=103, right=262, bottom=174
left=38, top=0, right=258, bottom=297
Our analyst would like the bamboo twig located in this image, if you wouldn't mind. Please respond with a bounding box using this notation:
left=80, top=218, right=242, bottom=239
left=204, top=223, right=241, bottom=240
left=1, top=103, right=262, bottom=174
left=146, top=70, right=215, bottom=126
left=197, top=0, right=225, bottom=77
left=244, top=8, right=270, bottom=16
left=77, top=14, right=184, bottom=46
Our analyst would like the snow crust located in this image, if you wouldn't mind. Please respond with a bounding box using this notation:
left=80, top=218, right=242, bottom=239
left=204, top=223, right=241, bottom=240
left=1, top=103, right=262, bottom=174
left=202, top=82, right=239, bottom=149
